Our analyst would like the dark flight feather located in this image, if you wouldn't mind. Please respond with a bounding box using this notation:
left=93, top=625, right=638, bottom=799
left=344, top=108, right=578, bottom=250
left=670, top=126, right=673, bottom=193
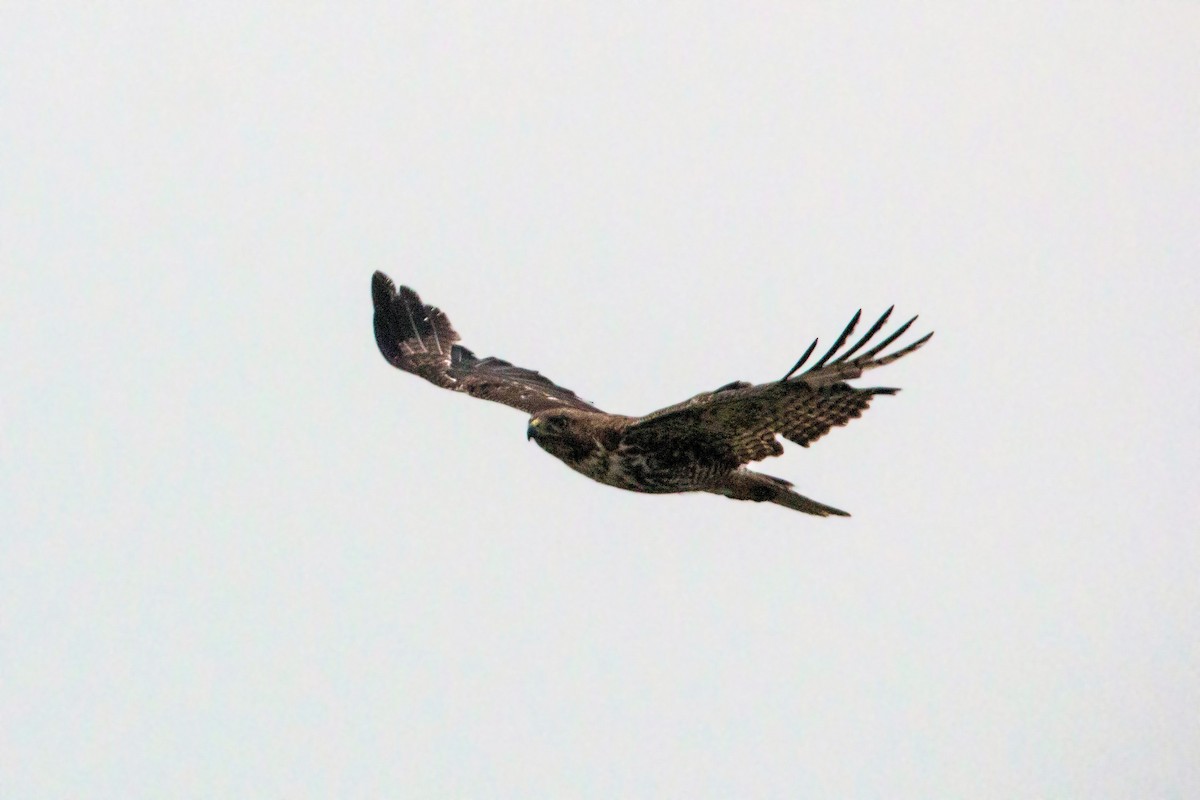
left=625, top=307, right=933, bottom=465
left=372, top=272, right=601, bottom=415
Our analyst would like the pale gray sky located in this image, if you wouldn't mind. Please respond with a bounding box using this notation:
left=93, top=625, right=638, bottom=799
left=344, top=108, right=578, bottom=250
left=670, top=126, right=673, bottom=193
left=3, top=3, right=1198, bottom=798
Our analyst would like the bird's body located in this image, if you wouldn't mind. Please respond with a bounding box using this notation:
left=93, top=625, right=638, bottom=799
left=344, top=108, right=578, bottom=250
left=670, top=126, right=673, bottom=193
left=527, top=408, right=720, bottom=494
left=371, top=272, right=931, bottom=517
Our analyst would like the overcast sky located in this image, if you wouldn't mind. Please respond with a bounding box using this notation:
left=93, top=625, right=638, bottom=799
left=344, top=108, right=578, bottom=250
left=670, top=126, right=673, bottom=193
left=3, top=3, right=1198, bottom=798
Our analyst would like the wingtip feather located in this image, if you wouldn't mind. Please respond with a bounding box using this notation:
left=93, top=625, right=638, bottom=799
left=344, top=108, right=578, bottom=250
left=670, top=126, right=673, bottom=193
left=780, top=338, right=820, bottom=382
left=372, top=271, right=397, bottom=307
left=811, top=309, right=862, bottom=370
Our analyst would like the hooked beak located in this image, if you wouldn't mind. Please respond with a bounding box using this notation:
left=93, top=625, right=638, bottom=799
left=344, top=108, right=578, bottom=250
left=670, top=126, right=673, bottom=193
left=527, top=419, right=539, bottom=440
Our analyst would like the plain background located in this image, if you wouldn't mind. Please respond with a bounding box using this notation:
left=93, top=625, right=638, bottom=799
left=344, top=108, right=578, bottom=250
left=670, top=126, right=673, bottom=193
left=3, top=3, right=1198, bottom=798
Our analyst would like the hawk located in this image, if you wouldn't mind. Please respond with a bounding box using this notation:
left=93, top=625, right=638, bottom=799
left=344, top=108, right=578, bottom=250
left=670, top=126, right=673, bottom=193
left=372, top=272, right=931, bottom=516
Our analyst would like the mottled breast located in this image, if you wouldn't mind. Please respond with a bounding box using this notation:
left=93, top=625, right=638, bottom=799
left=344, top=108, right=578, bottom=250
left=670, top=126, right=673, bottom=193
left=564, top=440, right=727, bottom=494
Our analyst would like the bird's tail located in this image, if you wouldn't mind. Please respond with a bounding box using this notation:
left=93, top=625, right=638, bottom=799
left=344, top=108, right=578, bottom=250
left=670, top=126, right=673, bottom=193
left=715, top=470, right=850, bottom=518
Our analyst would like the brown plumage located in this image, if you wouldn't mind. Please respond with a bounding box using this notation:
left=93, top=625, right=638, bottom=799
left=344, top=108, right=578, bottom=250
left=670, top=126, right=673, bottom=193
left=372, top=271, right=932, bottom=517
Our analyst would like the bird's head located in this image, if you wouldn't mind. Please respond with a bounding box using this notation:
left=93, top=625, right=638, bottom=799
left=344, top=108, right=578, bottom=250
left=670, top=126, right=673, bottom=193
left=527, top=409, right=593, bottom=460
left=527, top=409, right=572, bottom=441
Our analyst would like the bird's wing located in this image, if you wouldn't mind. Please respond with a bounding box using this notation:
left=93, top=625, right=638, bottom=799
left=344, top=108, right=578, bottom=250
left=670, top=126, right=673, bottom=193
left=372, top=272, right=602, bottom=415
left=624, top=307, right=932, bottom=465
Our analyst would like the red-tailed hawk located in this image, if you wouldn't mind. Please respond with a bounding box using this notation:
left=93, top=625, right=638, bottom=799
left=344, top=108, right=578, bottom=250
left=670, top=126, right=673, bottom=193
left=372, top=272, right=931, bottom=516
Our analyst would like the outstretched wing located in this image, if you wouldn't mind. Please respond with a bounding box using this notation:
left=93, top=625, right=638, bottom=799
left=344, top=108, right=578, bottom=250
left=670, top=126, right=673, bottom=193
left=372, top=272, right=602, bottom=415
left=624, top=307, right=932, bottom=465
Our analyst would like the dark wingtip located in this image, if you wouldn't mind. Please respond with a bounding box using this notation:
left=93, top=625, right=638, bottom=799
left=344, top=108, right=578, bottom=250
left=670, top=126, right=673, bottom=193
left=811, top=309, right=863, bottom=370
left=780, top=338, right=820, bottom=382
left=372, top=271, right=397, bottom=307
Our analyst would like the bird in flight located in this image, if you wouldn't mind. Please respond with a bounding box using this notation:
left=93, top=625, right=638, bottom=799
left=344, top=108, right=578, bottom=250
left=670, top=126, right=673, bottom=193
left=372, top=272, right=931, bottom=516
